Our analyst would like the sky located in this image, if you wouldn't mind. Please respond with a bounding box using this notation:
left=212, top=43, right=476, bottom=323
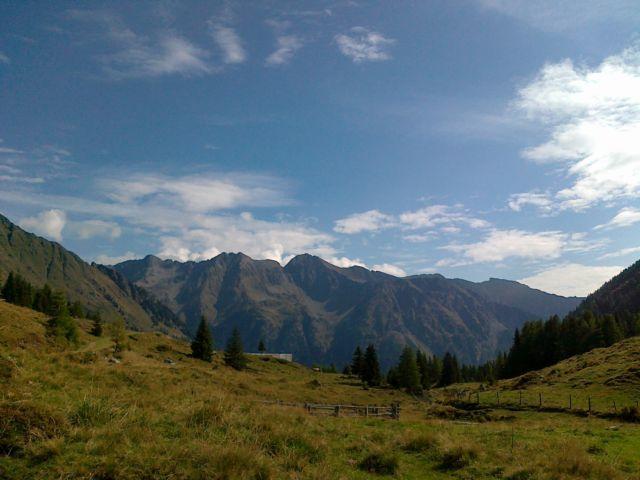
left=1, top=1, right=640, bottom=297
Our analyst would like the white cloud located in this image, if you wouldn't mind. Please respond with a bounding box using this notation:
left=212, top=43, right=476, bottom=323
left=372, top=263, right=406, bottom=277
left=598, top=246, right=640, bottom=260
left=438, top=229, right=585, bottom=266
left=595, top=207, right=640, bottom=230
left=514, top=44, right=640, bottom=211
left=211, top=25, right=246, bottom=64
left=19, top=209, right=67, bottom=241
left=266, top=35, right=303, bottom=66
left=325, top=256, right=366, bottom=268
left=94, top=251, right=138, bottom=265
left=0, top=52, right=9, bottom=64
left=69, top=10, right=212, bottom=79
left=69, top=219, right=122, bottom=240
left=334, top=204, right=490, bottom=236
left=101, top=172, right=291, bottom=213
left=335, top=27, right=395, bottom=63
left=519, top=263, right=623, bottom=297
left=334, top=209, right=395, bottom=234
left=508, top=191, right=554, bottom=213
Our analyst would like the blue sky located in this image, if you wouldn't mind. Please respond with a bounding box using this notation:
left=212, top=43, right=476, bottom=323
left=1, top=1, right=640, bottom=296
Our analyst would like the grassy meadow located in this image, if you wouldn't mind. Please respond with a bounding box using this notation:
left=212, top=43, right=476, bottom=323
left=2, top=300, right=640, bottom=479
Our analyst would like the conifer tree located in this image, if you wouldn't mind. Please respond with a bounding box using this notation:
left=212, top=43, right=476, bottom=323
left=191, top=316, right=214, bottom=361
left=439, top=352, right=461, bottom=386
left=362, top=344, right=381, bottom=387
left=224, top=327, right=246, bottom=370
left=258, top=339, right=266, bottom=352
left=46, top=291, right=78, bottom=343
left=351, top=346, right=365, bottom=378
left=416, top=350, right=430, bottom=389
left=397, top=346, right=422, bottom=395
left=109, top=317, right=127, bottom=355
left=69, top=301, right=84, bottom=318
left=1, top=272, right=15, bottom=302
left=90, top=312, right=103, bottom=337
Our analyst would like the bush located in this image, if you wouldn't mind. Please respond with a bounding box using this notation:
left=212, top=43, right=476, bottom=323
left=439, top=445, right=478, bottom=471
left=401, top=433, right=438, bottom=453
left=358, top=452, right=399, bottom=475
left=619, top=406, right=640, bottom=422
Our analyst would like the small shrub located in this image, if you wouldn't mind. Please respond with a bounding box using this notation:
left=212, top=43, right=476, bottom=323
left=401, top=433, right=438, bottom=453
left=358, top=452, right=399, bottom=475
left=0, top=355, right=16, bottom=381
left=0, top=402, right=67, bottom=457
left=619, top=406, right=640, bottom=422
left=439, top=445, right=478, bottom=471
left=70, top=398, right=115, bottom=427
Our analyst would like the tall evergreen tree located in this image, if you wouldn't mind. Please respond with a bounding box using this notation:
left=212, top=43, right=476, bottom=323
left=258, top=339, right=266, bottom=352
left=397, top=346, right=422, bottom=395
left=46, top=291, right=78, bottom=344
left=439, top=352, right=461, bottom=386
left=362, top=344, right=381, bottom=387
left=90, top=312, right=103, bottom=337
left=191, top=316, right=214, bottom=361
left=351, top=346, right=365, bottom=378
left=224, top=327, right=246, bottom=370
left=69, top=301, right=84, bottom=318
left=1, top=272, right=15, bottom=302
left=416, top=350, right=430, bottom=389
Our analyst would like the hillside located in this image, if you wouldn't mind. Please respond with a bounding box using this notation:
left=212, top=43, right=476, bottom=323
left=113, top=253, right=553, bottom=367
left=0, top=214, right=181, bottom=333
left=454, top=277, right=582, bottom=319
left=2, top=299, right=639, bottom=479
left=577, top=259, right=640, bottom=316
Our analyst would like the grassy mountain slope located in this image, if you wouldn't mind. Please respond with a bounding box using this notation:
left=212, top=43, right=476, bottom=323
left=0, top=213, right=180, bottom=333
left=454, top=277, right=583, bottom=319
left=577, top=259, right=640, bottom=316
left=114, top=253, right=539, bottom=367
left=2, top=300, right=639, bottom=479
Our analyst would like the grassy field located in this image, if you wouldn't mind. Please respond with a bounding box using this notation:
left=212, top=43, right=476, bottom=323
left=2, top=299, right=640, bottom=479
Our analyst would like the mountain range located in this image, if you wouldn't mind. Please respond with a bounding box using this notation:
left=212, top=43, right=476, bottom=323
left=0, top=212, right=583, bottom=367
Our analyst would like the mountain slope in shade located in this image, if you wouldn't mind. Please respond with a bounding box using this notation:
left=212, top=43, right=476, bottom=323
left=113, top=253, right=576, bottom=368
left=576, top=259, right=640, bottom=316
left=0, top=213, right=181, bottom=334
left=453, top=277, right=583, bottom=319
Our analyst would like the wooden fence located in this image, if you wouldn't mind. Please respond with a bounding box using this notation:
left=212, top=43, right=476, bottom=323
left=260, top=399, right=400, bottom=420
left=445, top=389, right=640, bottom=419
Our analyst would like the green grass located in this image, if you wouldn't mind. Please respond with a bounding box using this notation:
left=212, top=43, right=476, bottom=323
left=2, top=300, right=640, bottom=479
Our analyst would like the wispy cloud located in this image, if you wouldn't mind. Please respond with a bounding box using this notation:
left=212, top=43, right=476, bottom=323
left=595, top=207, right=640, bottom=230
left=519, top=263, right=622, bottom=297
left=437, top=229, right=600, bottom=267
left=266, top=35, right=303, bottom=66
left=335, top=27, right=395, bottom=63
left=513, top=43, right=640, bottom=212
left=334, top=205, right=489, bottom=236
left=68, top=9, right=213, bottom=79
left=94, top=251, right=138, bottom=265
left=372, top=263, right=406, bottom=277
left=598, top=246, right=640, bottom=260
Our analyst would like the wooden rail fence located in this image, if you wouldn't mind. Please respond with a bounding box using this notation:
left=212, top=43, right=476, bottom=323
left=260, top=400, right=400, bottom=420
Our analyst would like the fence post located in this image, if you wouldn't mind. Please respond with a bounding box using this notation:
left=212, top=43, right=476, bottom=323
left=365, top=405, right=369, bottom=417
left=496, top=391, right=500, bottom=405
left=335, top=405, right=340, bottom=417
left=569, top=395, right=572, bottom=410
left=613, top=400, right=617, bottom=413
left=539, top=393, right=542, bottom=409
left=588, top=397, right=591, bottom=414
left=519, top=390, right=522, bottom=406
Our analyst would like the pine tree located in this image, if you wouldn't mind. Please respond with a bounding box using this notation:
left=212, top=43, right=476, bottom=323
left=191, top=316, right=214, bottom=361
left=1, top=272, right=15, bottom=302
left=416, top=350, right=430, bottom=389
left=397, top=346, right=422, bottom=394
left=362, top=344, right=381, bottom=387
left=46, top=291, right=78, bottom=344
left=90, top=312, right=103, bottom=337
left=109, top=318, right=127, bottom=355
left=439, top=352, right=461, bottom=386
left=258, top=339, right=266, bottom=352
left=224, top=327, right=246, bottom=370
left=351, top=346, right=365, bottom=378
left=69, top=301, right=84, bottom=318
left=602, top=314, right=623, bottom=346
